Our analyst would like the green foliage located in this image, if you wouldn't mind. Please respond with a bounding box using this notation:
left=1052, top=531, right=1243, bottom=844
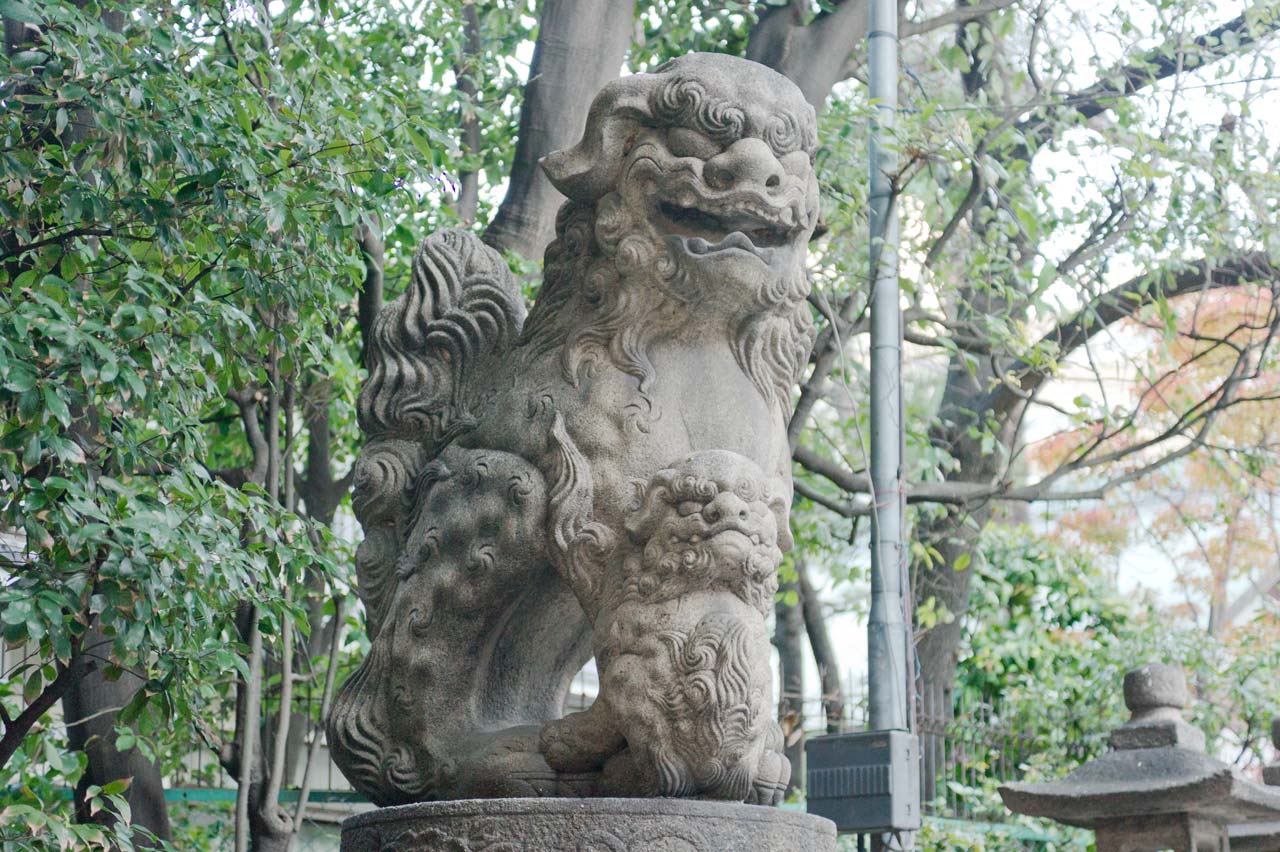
left=958, top=524, right=1280, bottom=771
left=957, top=525, right=1138, bottom=707
left=0, top=0, right=501, bottom=843
left=913, top=816, right=1089, bottom=852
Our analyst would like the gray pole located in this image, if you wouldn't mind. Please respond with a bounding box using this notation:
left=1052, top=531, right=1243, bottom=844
left=867, top=0, right=908, bottom=738
left=803, top=4, right=918, bottom=842
left=868, top=1, right=913, bottom=845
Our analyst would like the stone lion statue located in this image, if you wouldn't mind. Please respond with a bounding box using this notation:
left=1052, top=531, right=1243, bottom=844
left=328, top=52, right=819, bottom=808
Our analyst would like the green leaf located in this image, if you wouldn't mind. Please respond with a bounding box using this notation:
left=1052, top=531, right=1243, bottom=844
left=264, top=191, right=287, bottom=232
left=101, top=778, right=132, bottom=796
left=118, top=690, right=149, bottom=726
left=43, top=386, right=71, bottom=426
left=23, top=669, right=43, bottom=703
left=0, top=0, right=41, bottom=22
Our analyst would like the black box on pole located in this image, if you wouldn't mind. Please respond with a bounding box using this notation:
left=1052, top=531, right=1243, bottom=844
left=805, top=730, right=921, bottom=834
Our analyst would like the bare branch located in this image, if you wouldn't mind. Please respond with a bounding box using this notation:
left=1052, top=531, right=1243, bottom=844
left=902, top=0, right=1018, bottom=39
left=747, top=0, right=873, bottom=107
left=263, top=592, right=293, bottom=819
left=292, top=600, right=343, bottom=832
left=0, top=650, right=92, bottom=771
left=787, top=273, right=871, bottom=450
left=225, top=388, right=269, bottom=487
left=923, top=161, right=984, bottom=271
left=794, top=479, right=866, bottom=517
left=796, top=560, right=844, bottom=733
left=234, top=608, right=263, bottom=852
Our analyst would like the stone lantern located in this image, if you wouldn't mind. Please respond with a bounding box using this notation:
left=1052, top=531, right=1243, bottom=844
left=1230, top=716, right=1280, bottom=852
left=1000, top=664, right=1280, bottom=852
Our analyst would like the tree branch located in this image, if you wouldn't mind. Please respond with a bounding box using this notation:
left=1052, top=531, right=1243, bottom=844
left=0, top=227, right=113, bottom=262
left=1018, top=8, right=1280, bottom=145
left=902, top=0, right=1018, bottom=38
left=786, top=281, right=870, bottom=450
left=292, top=600, right=342, bottom=832
left=234, top=608, right=263, bottom=852
left=746, top=0, right=870, bottom=107
left=796, top=560, right=844, bottom=733
left=990, top=251, right=1277, bottom=418
left=263, top=593, right=292, bottom=820
left=225, top=388, right=269, bottom=488
left=355, top=218, right=383, bottom=366
left=0, top=652, right=92, bottom=771
left=451, top=1, right=481, bottom=224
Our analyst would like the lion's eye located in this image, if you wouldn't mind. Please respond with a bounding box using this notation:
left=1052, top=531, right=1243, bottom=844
left=780, top=150, right=810, bottom=177
left=667, top=127, right=720, bottom=160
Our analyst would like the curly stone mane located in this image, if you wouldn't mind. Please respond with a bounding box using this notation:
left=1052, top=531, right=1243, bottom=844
left=522, top=183, right=813, bottom=417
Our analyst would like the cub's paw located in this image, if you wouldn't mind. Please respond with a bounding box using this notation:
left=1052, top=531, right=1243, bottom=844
left=539, top=707, right=625, bottom=773
left=746, top=748, right=790, bottom=806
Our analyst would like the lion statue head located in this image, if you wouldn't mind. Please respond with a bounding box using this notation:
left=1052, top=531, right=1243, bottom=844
left=520, top=53, right=819, bottom=414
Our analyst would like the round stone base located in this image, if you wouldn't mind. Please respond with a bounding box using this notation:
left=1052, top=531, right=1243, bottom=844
left=340, top=798, right=837, bottom=851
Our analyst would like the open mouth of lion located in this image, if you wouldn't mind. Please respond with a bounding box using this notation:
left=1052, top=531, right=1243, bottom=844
left=657, top=200, right=794, bottom=260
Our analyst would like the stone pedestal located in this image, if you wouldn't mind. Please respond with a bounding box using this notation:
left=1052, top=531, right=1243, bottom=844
left=340, top=798, right=838, bottom=852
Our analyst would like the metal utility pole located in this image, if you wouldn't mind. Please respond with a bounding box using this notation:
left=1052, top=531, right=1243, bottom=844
left=866, top=0, right=908, bottom=744
left=805, top=0, right=920, bottom=845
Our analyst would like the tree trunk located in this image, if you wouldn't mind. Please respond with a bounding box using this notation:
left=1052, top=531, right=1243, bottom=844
left=746, top=0, right=872, bottom=108
left=796, top=561, right=844, bottom=733
left=62, top=625, right=172, bottom=845
left=911, top=9, right=1026, bottom=714
left=482, top=0, right=634, bottom=260
left=773, top=577, right=806, bottom=796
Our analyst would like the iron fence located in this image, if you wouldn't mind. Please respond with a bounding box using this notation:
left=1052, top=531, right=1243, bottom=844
left=781, top=682, right=1108, bottom=824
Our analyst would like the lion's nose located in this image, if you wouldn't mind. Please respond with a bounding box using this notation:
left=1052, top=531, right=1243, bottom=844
left=703, top=138, right=785, bottom=193
left=702, top=492, right=751, bottom=524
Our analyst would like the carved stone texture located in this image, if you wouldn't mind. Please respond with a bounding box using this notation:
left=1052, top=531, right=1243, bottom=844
left=1231, top=821, right=1280, bottom=852
left=1110, top=662, right=1205, bottom=751
left=327, top=52, right=821, bottom=807
left=339, top=799, right=836, bottom=852
left=1000, top=662, right=1280, bottom=852
left=1094, top=814, right=1226, bottom=852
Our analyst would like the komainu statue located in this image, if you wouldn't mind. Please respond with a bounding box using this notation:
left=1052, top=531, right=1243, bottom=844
left=328, top=53, right=820, bottom=809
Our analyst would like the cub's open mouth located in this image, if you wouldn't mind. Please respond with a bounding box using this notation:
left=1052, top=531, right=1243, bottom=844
left=657, top=200, right=794, bottom=257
